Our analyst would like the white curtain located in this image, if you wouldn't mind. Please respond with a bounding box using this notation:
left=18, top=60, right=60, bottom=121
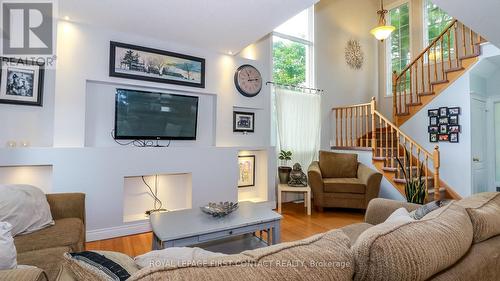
left=275, top=87, right=321, bottom=170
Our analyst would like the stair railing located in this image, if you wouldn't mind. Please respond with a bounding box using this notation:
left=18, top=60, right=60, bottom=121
left=392, top=19, right=484, bottom=119
left=332, top=98, right=442, bottom=200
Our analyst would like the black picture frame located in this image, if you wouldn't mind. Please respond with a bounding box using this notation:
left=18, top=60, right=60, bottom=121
left=448, top=107, right=461, bottom=115
left=428, top=126, right=439, bottom=133
left=233, top=111, right=255, bottom=133
left=448, top=125, right=461, bottom=133
left=439, top=117, right=449, bottom=124
left=439, top=124, right=448, bottom=134
left=238, top=155, right=255, bottom=188
left=0, top=57, right=44, bottom=106
left=429, top=116, right=438, bottom=126
left=430, top=133, right=438, bottom=143
left=438, top=134, right=449, bottom=141
left=449, top=115, right=459, bottom=125
left=449, top=133, right=459, bottom=143
left=109, top=41, right=205, bottom=88
left=428, top=109, right=439, bottom=117
left=439, top=107, right=448, bottom=117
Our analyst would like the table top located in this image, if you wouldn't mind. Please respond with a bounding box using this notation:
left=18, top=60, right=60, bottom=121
left=150, top=202, right=282, bottom=241
left=278, top=183, right=310, bottom=192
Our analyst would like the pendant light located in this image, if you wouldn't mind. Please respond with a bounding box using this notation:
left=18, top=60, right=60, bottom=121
left=370, top=0, right=395, bottom=41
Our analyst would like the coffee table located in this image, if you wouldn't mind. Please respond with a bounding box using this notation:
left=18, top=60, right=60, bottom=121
left=150, top=202, right=282, bottom=252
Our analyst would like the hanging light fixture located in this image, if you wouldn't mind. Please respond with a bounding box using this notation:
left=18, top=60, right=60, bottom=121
left=370, top=0, right=395, bottom=41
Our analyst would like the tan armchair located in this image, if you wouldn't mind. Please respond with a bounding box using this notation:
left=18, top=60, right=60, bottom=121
left=308, top=151, right=382, bottom=211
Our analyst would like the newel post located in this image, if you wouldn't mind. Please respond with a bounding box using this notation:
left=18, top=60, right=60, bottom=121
left=370, top=97, right=377, bottom=153
left=392, top=71, right=398, bottom=122
left=433, top=145, right=441, bottom=200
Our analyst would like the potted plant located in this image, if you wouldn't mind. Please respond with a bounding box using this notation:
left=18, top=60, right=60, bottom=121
left=278, top=150, right=293, bottom=184
left=396, top=148, right=427, bottom=204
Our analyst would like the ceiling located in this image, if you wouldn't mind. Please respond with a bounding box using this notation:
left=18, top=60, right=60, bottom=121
left=59, top=0, right=318, bottom=54
left=432, top=0, right=500, bottom=49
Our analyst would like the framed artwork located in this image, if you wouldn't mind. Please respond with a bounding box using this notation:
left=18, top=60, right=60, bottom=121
left=429, top=116, right=438, bottom=126
left=430, top=133, right=438, bottom=143
left=448, top=107, right=461, bottom=115
left=438, top=134, right=449, bottom=141
left=428, top=109, right=439, bottom=117
left=448, top=125, right=461, bottom=133
left=449, top=133, right=459, bottom=143
left=428, top=126, right=439, bottom=133
left=439, top=107, right=448, bottom=117
left=0, top=58, right=44, bottom=106
left=439, top=124, right=448, bottom=134
left=238, top=155, right=255, bottom=187
left=109, top=41, right=205, bottom=88
left=449, top=115, right=459, bottom=125
left=438, top=117, right=449, bottom=124
left=233, top=111, right=255, bottom=133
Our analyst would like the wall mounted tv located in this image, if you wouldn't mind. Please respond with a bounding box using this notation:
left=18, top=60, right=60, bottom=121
left=114, top=88, right=199, bottom=140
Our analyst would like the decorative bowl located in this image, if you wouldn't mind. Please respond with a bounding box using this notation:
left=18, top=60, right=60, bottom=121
left=200, top=202, right=239, bottom=217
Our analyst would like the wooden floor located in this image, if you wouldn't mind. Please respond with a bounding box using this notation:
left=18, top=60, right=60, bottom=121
left=86, top=202, right=365, bottom=257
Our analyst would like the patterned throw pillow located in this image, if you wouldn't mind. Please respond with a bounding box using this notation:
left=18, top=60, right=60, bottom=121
left=409, top=200, right=451, bottom=220
left=64, top=251, right=139, bottom=281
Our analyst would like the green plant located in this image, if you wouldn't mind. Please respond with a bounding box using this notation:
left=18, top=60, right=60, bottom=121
left=396, top=148, right=427, bottom=204
left=278, top=150, right=293, bottom=167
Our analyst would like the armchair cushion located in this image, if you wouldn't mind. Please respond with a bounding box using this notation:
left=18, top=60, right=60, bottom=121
left=323, top=178, right=366, bottom=194
left=319, top=151, right=358, bottom=178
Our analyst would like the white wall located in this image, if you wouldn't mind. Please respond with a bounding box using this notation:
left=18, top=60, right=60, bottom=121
left=315, top=0, right=379, bottom=150
left=401, top=72, right=472, bottom=197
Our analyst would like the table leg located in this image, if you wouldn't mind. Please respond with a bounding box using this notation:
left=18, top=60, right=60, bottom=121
left=304, top=192, right=307, bottom=208
left=307, top=190, right=311, bottom=215
left=271, top=221, right=281, bottom=244
left=277, top=188, right=282, bottom=213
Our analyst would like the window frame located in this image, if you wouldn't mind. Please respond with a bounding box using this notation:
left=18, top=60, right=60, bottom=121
left=385, top=0, right=412, bottom=97
left=271, top=7, right=315, bottom=88
left=422, top=0, right=453, bottom=50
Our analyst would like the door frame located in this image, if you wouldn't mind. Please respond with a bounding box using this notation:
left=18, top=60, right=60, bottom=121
left=487, top=94, right=500, bottom=190
left=471, top=94, right=489, bottom=194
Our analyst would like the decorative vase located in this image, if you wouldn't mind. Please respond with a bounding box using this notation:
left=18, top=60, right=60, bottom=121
left=278, top=166, right=292, bottom=184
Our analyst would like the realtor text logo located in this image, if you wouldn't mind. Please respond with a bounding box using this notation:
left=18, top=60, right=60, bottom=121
left=2, top=2, right=53, bottom=55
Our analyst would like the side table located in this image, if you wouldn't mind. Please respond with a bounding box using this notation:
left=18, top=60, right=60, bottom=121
left=277, top=184, right=311, bottom=215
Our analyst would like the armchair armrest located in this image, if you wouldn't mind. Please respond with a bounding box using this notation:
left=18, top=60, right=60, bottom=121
left=364, top=198, right=421, bottom=225
left=0, top=268, right=48, bottom=281
left=46, top=193, right=85, bottom=224
left=308, top=161, right=324, bottom=193
left=357, top=163, right=382, bottom=206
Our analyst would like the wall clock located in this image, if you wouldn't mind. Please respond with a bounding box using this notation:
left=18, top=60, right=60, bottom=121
left=234, top=64, right=262, bottom=97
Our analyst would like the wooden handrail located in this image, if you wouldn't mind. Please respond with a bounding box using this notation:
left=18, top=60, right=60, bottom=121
left=332, top=102, right=371, bottom=110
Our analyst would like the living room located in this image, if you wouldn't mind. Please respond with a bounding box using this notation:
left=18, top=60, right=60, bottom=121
left=1, top=0, right=500, bottom=280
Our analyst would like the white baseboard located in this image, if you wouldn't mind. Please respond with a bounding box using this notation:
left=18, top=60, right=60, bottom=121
left=86, top=221, right=151, bottom=242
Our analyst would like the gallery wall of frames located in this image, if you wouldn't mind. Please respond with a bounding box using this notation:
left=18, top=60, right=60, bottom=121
left=428, top=107, right=461, bottom=143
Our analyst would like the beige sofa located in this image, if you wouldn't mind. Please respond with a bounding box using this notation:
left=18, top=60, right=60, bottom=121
left=308, top=151, right=383, bottom=210
left=0, top=193, right=86, bottom=281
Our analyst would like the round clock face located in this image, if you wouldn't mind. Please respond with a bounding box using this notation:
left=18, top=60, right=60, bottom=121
left=234, top=64, right=262, bottom=97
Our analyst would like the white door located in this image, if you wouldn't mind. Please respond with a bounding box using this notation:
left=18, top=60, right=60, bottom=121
left=471, top=97, right=488, bottom=194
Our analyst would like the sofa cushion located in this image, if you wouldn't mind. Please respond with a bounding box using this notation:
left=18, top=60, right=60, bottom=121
left=14, top=218, right=84, bottom=253
left=456, top=192, right=500, bottom=243
left=324, top=178, right=366, bottom=194
left=339, top=223, right=373, bottom=244
left=353, top=202, right=473, bottom=281
left=17, top=246, right=70, bottom=281
left=127, top=229, right=354, bottom=281
left=319, top=151, right=358, bottom=178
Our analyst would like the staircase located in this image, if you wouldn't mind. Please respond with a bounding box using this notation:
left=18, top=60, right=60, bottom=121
left=332, top=98, right=461, bottom=201
left=393, top=19, right=486, bottom=126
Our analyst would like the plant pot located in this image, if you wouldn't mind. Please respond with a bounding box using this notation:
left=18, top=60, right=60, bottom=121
left=278, top=166, right=292, bottom=184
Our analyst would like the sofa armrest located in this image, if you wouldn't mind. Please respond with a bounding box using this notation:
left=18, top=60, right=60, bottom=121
left=308, top=161, right=324, bottom=194
left=357, top=163, right=382, bottom=205
left=364, top=198, right=421, bottom=225
left=0, top=268, right=48, bottom=281
left=46, top=193, right=85, bottom=224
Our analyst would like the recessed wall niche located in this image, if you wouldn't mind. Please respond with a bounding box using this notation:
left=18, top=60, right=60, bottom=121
left=0, top=165, right=53, bottom=193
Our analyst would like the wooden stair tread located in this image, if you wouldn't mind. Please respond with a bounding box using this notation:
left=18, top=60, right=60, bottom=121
left=445, top=66, right=464, bottom=73
left=418, top=92, right=435, bottom=96
left=459, top=52, right=480, bottom=60
left=430, top=80, right=449, bottom=85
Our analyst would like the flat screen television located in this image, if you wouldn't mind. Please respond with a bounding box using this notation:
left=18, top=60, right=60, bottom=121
left=114, top=88, right=199, bottom=140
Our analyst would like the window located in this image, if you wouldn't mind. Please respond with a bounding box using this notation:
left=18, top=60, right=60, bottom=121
left=424, top=0, right=453, bottom=59
left=272, top=8, right=314, bottom=87
left=386, top=3, right=410, bottom=96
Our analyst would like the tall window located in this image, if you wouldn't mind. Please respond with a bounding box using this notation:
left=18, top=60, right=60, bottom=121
left=424, top=0, right=453, bottom=59
left=273, top=8, right=314, bottom=87
left=386, top=3, right=410, bottom=96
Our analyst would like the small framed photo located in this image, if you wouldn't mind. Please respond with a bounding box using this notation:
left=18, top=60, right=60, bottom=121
left=438, top=134, right=449, bottom=141
left=449, top=115, right=459, bottom=125
left=439, top=124, right=448, bottom=134
left=449, top=133, right=459, bottom=143
left=233, top=111, right=255, bottom=132
left=0, top=58, right=44, bottom=106
left=238, top=155, right=255, bottom=187
left=448, top=125, right=461, bottom=133
left=429, top=116, right=438, bottom=126
left=439, top=107, right=448, bottom=117
left=439, top=117, right=449, bottom=125
left=428, top=109, right=439, bottom=117
left=430, top=133, right=438, bottom=143
left=428, top=126, right=439, bottom=133
left=448, top=107, right=460, bottom=115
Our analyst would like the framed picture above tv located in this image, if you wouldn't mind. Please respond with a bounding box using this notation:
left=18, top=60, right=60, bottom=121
left=109, top=41, right=205, bottom=88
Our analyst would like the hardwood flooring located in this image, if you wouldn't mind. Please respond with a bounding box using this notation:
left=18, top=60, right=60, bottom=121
left=86, top=202, right=365, bottom=257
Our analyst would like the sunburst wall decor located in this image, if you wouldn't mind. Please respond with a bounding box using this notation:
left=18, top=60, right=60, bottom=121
left=345, top=39, right=364, bottom=70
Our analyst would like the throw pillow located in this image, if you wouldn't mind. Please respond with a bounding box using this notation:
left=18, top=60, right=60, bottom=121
left=134, top=247, right=226, bottom=269
left=456, top=192, right=500, bottom=243
left=0, top=184, right=54, bottom=236
left=385, top=207, right=415, bottom=223
left=63, top=250, right=139, bottom=281
left=0, top=221, right=17, bottom=270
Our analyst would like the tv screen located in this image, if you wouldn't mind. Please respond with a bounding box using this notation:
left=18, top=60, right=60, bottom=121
left=114, top=88, right=198, bottom=140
